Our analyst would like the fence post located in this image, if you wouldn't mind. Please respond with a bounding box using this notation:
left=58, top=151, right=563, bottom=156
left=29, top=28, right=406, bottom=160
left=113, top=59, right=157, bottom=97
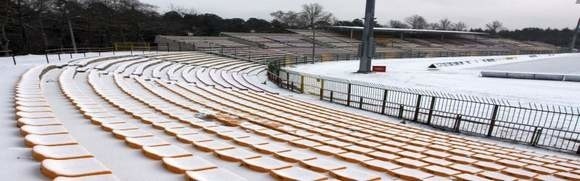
left=300, top=75, right=305, bottom=93
left=290, top=82, right=294, bottom=92
left=487, top=105, right=500, bottom=137
left=454, top=115, right=462, bottom=132
left=359, top=97, right=364, bottom=109
left=427, top=97, right=436, bottom=125
left=398, top=105, right=404, bottom=119
left=330, top=91, right=334, bottom=103
left=381, top=89, right=388, bottom=114
left=12, top=55, right=16, bottom=65
left=58, top=53, right=61, bottom=61
left=530, top=127, right=543, bottom=146
left=319, top=79, right=325, bottom=100
left=286, top=72, right=290, bottom=89
left=346, top=83, right=352, bottom=107
left=45, top=53, right=49, bottom=64
left=413, top=95, right=422, bottom=122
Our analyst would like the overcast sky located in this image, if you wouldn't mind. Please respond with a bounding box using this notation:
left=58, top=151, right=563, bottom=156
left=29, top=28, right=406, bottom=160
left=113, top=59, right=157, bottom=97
left=142, top=0, right=580, bottom=29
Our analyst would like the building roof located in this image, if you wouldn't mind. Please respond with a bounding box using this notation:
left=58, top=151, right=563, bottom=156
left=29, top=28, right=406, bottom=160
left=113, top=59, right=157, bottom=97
left=331, top=26, right=488, bottom=35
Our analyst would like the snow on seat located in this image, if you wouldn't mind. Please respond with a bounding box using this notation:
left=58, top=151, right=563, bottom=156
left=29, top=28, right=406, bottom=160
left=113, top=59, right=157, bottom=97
left=41, top=158, right=112, bottom=179
left=274, top=150, right=317, bottom=163
left=422, top=165, right=461, bottom=177
left=32, top=145, right=92, bottom=161
left=142, top=145, right=192, bottom=160
left=20, top=125, right=68, bottom=136
left=16, top=111, right=55, bottom=119
left=300, top=158, right=347, bottom=172
left=101, top=123, right=139, bottom=132
left=311, top=145, right=348, bottom=155
left=361, top=159, right=402, bottom=173
left=152, top=122, right=187, bottom=130
left=165, top=127, right=200, bottom=136
left=501, top=167, right=537, bottom=179
left=54, top=174, right=120, bottom=181
left=215, top=148, right=261, bottom=162
left=25, top=134, right=77, bottom=147
left=270, top=167, right=327, bottom=181
left=177, top=133, right=214, bottom=143
left=125, top=136, right=170, bottom=149
left=162, top=156, right=217, bottom=173
left=233, top=136, right=270, bottom=147
left=216, top=130, right=251, bottom=140
left=15, top=106, right=52, bottom=112
left=186, top=168, right=248, bottom=181
left=390, top=167, right=435, bottom=181
left=91, top=117, right=126, bottom=125
left=15, top=100, right=51, bottom=108
left=112, top=129, right=153, bottom=139
left=252, top=143, right=292, bottom=154
left=241, top=157, right=292, bottom=172
left=17, top=117, right=62, bottom=127
left=337, top=152, right=374, bottom=163
left=192, top=140, right=235, bottom=152
left=330, top=168, right=381, bottom=181
left=477, top=171, right=517, bottom=181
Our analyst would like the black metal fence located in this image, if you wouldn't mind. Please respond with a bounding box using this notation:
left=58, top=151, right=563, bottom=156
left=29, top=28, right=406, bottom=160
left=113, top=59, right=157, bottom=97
left=267, top=62, right=580, bottom=154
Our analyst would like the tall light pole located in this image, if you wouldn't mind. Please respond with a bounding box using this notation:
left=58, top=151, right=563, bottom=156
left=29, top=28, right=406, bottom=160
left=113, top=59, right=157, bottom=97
left=311, top=16, right=316, bottom=62
left=571, top=1, right=580, bottom=52
left=357, top=0, right=376, bottom=73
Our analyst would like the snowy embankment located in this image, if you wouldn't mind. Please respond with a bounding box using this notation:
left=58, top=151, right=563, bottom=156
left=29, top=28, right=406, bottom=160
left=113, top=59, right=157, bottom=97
left=287, top=53, right=580, bottom=106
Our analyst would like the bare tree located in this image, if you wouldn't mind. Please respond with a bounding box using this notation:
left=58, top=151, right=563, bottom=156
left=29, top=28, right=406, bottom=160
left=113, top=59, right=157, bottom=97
left=453, top=22, right=467, bottom=31
left=388, top=20, right=410, bottom=28
left=486, top=20, right=504, bottom=33
left=300, top=3, right=334, bottom=27
left=405, top=15, right=428, bottom=29
left=439, top=18, right=452, bottom=30
left=270, top=10, right=305, bottom=28
left=428, top=23, right=440, bottom=30
left=300, top=3, right=333, bottom=61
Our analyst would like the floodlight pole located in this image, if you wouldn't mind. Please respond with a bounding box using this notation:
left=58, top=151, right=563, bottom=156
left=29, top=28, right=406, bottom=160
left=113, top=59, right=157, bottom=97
left=570, top=17, right=580, bottom=52
left=357, top=0, right=376, bottom=73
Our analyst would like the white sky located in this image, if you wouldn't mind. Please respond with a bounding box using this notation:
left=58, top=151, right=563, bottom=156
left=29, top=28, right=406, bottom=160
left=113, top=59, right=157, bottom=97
left=142, top=0, right=580, bottom=29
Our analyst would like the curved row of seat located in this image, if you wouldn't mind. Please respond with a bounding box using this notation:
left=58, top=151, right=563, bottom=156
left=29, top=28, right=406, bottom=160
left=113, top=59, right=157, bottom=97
left=16, top=52, right=580, bottom=180
left=15, top=65, right=117, bottom=180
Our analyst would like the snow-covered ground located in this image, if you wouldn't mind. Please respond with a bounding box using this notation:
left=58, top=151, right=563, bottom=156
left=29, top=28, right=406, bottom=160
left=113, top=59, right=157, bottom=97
left=287, top=53, right=580, bottom=106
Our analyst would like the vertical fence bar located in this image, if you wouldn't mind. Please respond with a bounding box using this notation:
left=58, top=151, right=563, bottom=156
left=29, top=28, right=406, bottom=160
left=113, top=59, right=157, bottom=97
left=347, top=83, right=352, bottom=107
left=58, top=53, right=61, bottom=61
left=286, top=72, right=290, bottom=89
left=413, top=95, right=422, bottom=122
left=381, top=89, right=388, bottom=114
left=300, top=75, right=305, bottom=93
left=12, top=54, right=16, bottom=65
left=398, top=105, right=404, bottom=119
left=45, top=53, right=49, bottom=64
left=454, top=115, right=462, bottom=132
left=359, top=97, right=364, bottom=109
left=330, top=91, right=334, bottom=103
left=427, top=97, right=436, bottom=125
left=487, top=105, right=500, bottom=137
left=319, top=79, right=325, bottom=100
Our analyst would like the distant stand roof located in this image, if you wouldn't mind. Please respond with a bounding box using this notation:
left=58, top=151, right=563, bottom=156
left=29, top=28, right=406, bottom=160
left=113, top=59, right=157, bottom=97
left=331, top=26, right=488, bottom=36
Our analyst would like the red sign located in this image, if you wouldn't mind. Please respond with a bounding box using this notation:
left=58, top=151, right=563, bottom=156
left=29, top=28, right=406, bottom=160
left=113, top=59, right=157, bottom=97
left=372, top=66, right=387, bottom=72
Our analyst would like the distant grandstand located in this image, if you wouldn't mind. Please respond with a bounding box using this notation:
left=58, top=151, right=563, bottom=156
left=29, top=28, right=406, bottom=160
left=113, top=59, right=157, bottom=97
left=155, top=27, right=563, bottom=62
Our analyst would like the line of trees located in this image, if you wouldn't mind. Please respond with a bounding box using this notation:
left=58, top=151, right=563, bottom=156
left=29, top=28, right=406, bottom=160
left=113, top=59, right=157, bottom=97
left=1, top=0, right=577, bottom=54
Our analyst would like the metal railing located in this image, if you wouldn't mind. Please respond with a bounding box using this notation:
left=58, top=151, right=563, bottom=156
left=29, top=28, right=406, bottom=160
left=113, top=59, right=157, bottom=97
left=266, top=65, right=580, bottom=154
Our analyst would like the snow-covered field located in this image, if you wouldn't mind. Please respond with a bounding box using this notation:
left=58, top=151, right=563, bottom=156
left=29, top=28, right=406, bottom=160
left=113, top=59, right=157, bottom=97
left=287, top=53, right=580, bottom=106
